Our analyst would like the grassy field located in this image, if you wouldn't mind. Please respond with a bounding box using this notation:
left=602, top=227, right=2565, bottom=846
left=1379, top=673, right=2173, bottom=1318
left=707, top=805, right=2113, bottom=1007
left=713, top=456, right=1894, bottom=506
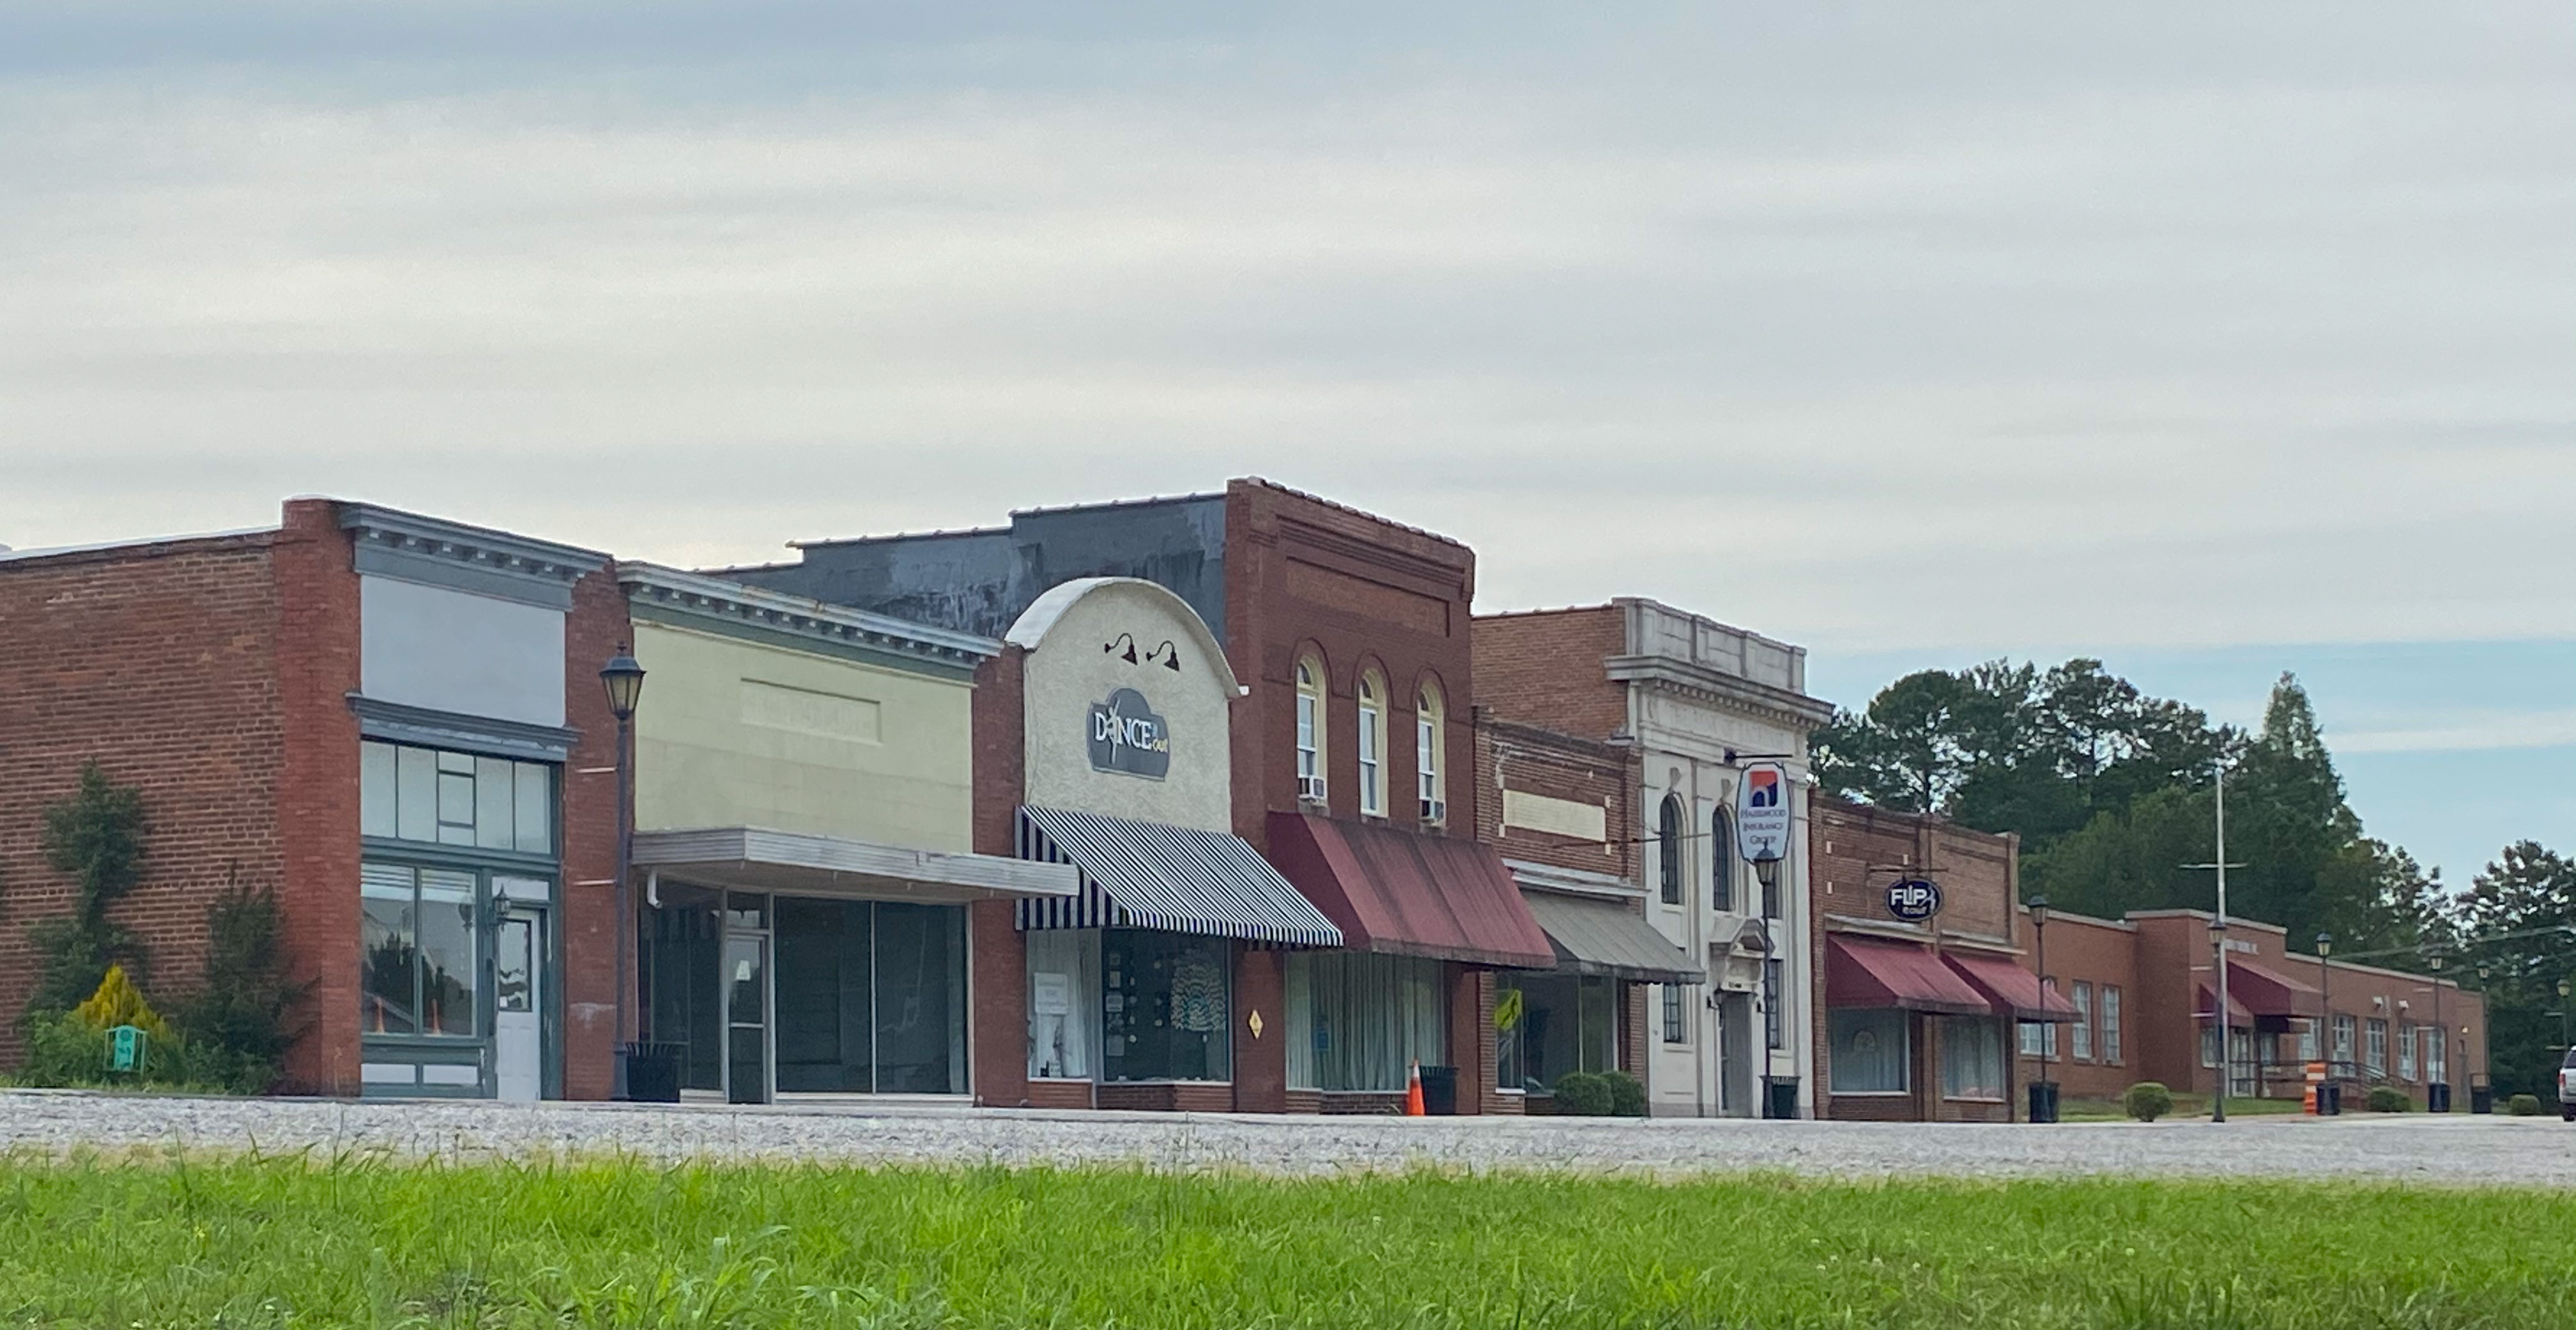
left=2, top=1156, right=2569, bottom=1328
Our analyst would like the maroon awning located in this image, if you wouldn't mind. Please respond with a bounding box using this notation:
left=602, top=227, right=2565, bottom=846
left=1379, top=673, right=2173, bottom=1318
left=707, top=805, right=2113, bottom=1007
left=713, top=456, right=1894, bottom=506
left=1825, top=935, right=1989, bottom=1015
left=1943, top=950, right=2076, bottom=1023
left=2194, top=980, right=2256, bottom=1026
left=1264, top=812, right=1557, bottom=968
left=2220, top=957, right=2323, bottom=1019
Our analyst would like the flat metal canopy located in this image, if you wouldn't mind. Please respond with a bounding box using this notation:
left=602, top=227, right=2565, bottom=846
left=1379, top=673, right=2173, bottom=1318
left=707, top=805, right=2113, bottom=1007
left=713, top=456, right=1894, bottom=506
left=1518, top=890, right=1703, bottom=984
left=632, top=826, right=1080, bottom=904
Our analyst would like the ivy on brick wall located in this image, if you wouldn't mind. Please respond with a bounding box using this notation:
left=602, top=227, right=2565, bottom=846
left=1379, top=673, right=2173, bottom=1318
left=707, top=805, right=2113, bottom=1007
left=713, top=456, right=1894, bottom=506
left=22, top=760, right=151, bottom=1021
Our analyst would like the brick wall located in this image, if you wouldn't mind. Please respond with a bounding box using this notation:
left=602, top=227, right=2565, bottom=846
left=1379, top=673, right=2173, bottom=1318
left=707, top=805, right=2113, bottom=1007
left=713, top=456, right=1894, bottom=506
left=1469, top=608, right=1629, bottom=741
left=0, top=529, right=289, bottom=1070
left=555, top=559, right=631, bottom=1100
left=1224, top=480, right=1478, bottom=851
left=270, top=501, right=363, bottom=1094
left=1472, top=708, right=1639, bottom=882
left=969, top=647, right=1032, bottom=1108
left=2014, top=911, right=2137, bottom=1102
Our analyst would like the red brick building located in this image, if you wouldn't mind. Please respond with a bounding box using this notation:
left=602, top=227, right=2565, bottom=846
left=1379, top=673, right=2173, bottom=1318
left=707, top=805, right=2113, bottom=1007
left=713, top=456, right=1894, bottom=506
left=731, top=479, right=1559, bottom=1114
left=0, top=500, right=626, bottom=1097
left=2021, top=908, right=2488, bottom=1111
left=1475, top=709, right=1700, bottom=1110
left=1807, top=797, right=2070, bottom=1122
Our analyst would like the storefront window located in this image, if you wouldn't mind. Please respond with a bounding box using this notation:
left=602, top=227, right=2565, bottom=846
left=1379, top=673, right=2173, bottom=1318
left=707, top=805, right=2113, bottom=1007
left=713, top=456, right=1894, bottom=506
left=358, top=863, right=478, bottom=1038
left=1027, top=929, right=1103, bottom=1079
left=1285, top=952, right=1445, bottom=1092
left=646, top=885, right=725, bottom=1093
left=1103, top=931, right=1231, bottom=1082
left=771, top=899, right=966, bottom=1095
left=1940, top=1016, right=2004, bottom=1100
left=1830, top=1009, right=1908, bottom=1094
left=1496, top=973, right=1617, bottom=1092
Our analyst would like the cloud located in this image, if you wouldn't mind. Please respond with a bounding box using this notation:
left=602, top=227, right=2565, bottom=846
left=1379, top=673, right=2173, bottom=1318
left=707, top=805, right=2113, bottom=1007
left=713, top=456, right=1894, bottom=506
left=0, top=3, right=2571, bottom=656
left=2334, top=710, right=2576, bottom=755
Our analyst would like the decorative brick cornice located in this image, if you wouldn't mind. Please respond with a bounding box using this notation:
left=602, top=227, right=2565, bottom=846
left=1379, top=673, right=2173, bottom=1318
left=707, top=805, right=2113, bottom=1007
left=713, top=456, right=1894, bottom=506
left=1608, top=654, right=1836, bottom=729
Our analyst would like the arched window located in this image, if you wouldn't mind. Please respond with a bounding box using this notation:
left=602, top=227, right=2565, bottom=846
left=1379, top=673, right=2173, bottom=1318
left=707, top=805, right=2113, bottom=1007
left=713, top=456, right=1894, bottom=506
left=1415, top=682, right=1445, bottom=824
left=1295, top=656, right=1328, bottom=804
left=1657, top=794, right=1684, bottom=905
left=1710, top=808, right=1736, bottom=913
left=1356, top=669, right=1388, bottom=817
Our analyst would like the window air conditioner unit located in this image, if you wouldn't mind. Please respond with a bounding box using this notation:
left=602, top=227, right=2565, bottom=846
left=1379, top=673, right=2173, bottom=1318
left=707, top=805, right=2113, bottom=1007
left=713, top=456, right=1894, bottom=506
left=1420, top=797, right=1447, bottom=823
left=1298, top=775, right=1328, bottom=803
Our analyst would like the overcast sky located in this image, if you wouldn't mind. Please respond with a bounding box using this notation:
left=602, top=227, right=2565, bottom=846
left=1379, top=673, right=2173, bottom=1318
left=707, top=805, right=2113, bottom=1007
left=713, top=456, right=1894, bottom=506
left=3, top=3, right=2569, bottom=887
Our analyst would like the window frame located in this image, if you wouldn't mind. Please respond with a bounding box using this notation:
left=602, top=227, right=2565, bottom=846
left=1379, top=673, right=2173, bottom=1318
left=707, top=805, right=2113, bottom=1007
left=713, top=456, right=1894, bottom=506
left=1662, top=984, right=1686, bottom=1045
left=2397, top=1023, right=2418, bottom=1081
left=1294, top=657, right=1327, bottom=802
left=2071, top=982, right=2094, bottom=1062
left=1828, top=1008, right=1910, bottom=1095
left=1940, top=1015, right=2007, bottom=1101
left=2100, top=985, right=2122, bottom=1064
left=1414, top=682, right=1444, bottom=823
left=1356, top=669, right=1387, bottom=817
left=2366, top=1017, right=2388, bottom=1078
left=1710, top=808, right=1735, bottom=912
left=1763, top=958, right=1786, bottom=1050
left=1657, top=795, right=1685, bottom=906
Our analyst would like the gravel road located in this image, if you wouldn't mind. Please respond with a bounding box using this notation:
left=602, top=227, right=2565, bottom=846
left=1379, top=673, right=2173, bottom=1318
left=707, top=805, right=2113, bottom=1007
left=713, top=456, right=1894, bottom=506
left=6, top=1090, right=2570, bottom=1185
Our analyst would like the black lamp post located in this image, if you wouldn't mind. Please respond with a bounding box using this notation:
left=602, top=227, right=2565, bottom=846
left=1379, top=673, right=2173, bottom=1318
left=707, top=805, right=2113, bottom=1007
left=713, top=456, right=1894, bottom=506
left=2475, top=961, right=2492, bottom=1113
left=2028, top=895, right=2052, bottom=1123
left=601, top=653, right=646, bottom=1099
left=2560, top=979, right=2572, bottom=1059
left=2315, top=933, right=2333, bottom=1078
left=2428, top=952, right=2447, bottom=1111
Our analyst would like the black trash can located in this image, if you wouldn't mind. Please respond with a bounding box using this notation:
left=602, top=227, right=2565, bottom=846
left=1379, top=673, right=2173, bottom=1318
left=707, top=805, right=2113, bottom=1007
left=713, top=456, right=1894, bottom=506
left=2319, top=1083, right=2341, bottom=1116
left=1763, top=1076, right=1801, bottom=1120
left=618, top=1041, right=684, bottom=1103
left=2027, top=1080, right=2060, bottom=1124
left=2471, top=1085, right=2496, bottom=1115
left=1418, top=1064, right=1459, bottom=1116
left=2428, top=1083, right=2453, bottom=1113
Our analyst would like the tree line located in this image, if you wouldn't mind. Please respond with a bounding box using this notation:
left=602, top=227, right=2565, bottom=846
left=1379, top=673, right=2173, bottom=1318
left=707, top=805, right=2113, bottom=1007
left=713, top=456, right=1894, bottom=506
left=1814, top=661, right=2570, bottom=1097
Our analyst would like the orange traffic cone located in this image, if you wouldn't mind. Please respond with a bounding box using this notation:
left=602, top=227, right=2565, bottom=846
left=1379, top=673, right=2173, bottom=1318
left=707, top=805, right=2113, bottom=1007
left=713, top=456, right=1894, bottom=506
left=1404, top=1058, right=1426, bottom=1117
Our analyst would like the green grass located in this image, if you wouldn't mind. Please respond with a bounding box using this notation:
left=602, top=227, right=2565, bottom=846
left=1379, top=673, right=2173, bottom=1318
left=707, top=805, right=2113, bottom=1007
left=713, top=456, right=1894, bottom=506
left=3, top=1155, right=2570, bottom=1328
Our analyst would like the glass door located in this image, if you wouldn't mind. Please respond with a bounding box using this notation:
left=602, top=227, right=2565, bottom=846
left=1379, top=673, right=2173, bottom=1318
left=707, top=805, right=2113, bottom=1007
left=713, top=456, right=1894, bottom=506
left=492, top=908, right=544, bottom=1102
left=723, top=931, right=771, bottom=1104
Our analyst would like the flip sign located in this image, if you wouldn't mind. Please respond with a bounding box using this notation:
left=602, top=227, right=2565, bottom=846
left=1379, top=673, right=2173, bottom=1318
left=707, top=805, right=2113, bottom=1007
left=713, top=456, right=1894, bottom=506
left=1735, top=762, right=1792, bottom=863
left=1885, top=879, right=1944, bottom=922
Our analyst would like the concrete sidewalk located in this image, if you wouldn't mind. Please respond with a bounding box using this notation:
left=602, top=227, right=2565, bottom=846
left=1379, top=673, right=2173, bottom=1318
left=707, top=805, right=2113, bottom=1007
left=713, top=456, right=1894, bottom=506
left=5, top=1089, right=2570, bottom=1185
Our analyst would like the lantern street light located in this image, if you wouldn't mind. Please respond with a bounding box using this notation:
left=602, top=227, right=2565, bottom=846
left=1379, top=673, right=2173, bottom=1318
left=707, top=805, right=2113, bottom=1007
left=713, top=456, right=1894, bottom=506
left=2315, top=932, right=2333, bottom=1077
left=2560, top=979, right=2572, bottom=1060
left=2428, top=952, right=2448, bottom=1111
left=601, top=653, right=646, bottom=1099
left=2028, top=895, right=2053, bottom=1123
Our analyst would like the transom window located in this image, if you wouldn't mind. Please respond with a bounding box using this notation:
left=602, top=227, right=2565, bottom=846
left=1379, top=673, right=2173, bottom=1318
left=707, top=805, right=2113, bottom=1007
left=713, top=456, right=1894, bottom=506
left=362, top=739, right=555, bottom=854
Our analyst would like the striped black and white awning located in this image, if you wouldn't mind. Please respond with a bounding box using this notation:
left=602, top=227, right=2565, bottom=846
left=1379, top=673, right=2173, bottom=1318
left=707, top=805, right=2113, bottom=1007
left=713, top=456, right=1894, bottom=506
left=1015, top=805, right=1344, bottom=948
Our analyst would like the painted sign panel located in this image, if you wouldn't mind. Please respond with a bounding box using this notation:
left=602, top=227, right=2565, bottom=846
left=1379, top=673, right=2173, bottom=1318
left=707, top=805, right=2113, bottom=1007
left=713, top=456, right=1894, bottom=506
left=1735, top=762, right=1791, bottom=862
left=1087, top=687, right=1172, bottom=779
left=1885, top=878, right=1944, bottom=922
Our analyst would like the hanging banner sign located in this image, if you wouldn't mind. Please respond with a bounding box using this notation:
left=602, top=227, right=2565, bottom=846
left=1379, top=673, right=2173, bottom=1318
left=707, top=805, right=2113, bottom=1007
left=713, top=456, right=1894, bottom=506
left=1735, top=762, right=1791, bottom=862
left=1885, top=878, right=1944, bottom=922
left=1087, top=687, right=1172, bottom=779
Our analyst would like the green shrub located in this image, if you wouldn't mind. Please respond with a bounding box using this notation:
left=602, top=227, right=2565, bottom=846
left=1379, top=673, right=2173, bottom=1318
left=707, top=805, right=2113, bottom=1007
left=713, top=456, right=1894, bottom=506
left=1603, top=1070, right=1647, bottom=1118
left=2508, top=1094, right=2543, bottom=1117
left=1552, top=1071, right=1613, bottom=1117
left=172, top=884, right=310, bottom=1094
left=2365, top=1085, right=2412, bottom=1113
left=2122, top=1081, right=2174, bottom=1122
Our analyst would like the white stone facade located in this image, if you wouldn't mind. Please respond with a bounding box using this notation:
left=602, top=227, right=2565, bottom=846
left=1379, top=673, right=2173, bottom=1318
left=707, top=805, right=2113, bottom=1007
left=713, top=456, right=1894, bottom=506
left=1615, top=599, right=1834, bottom=1118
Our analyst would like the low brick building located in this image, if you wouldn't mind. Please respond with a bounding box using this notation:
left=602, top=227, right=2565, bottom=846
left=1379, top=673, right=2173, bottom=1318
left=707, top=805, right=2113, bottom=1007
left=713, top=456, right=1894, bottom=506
left=1474, top=709, right=1698, bottom=1111
left=1807, top=798, right=2070, bottom=1122
left=2021, top=908, right=2488, bottom=1111
left=0, top=500, right=627, bottom=1098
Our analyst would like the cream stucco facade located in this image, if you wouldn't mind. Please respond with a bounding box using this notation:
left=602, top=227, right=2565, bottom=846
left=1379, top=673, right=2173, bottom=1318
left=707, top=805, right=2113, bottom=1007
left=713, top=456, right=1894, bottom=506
left=1011, top=578, right=1238, bottom=833
left=629, top=614, right=978, bottom=852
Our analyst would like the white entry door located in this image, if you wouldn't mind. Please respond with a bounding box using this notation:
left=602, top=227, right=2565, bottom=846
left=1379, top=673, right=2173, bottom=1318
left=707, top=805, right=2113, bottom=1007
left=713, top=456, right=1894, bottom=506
left=494, top=909, right=544, bottom=1102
